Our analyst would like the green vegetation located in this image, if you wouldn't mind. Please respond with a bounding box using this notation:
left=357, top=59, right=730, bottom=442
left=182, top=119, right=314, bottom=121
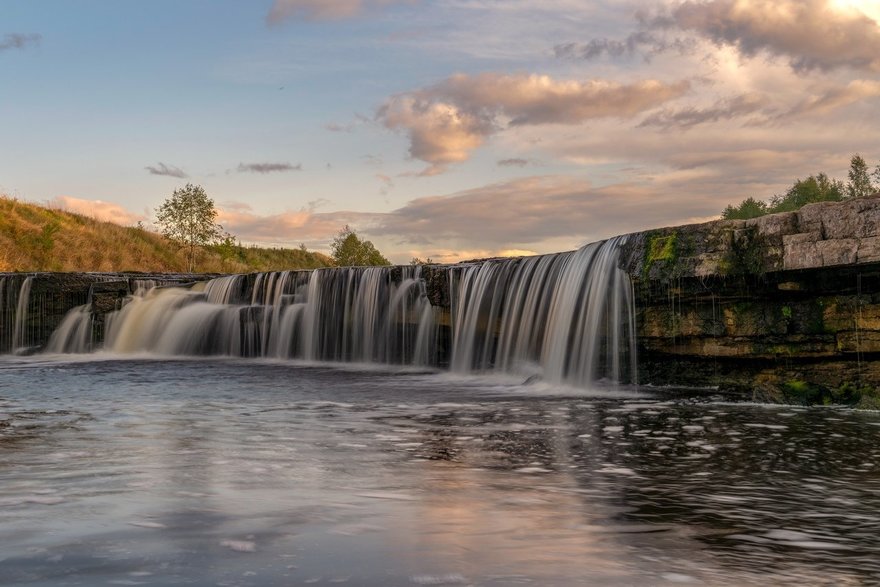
left=719, top=225, right=766, bottom=276
left=781, top=379, right=880, bottom=408
left=721, top=197, right=768, bottom=220
left=853, top=386, right=880, bottom=410
left=0, top=195, right=330, bottom=273
left=330, top=225, right=390, bottom=266
left=782, top=380, right=829, bottom=405
left=155, top=184, right=223, bottom=272
left=847, top=154, right=875, bottom=199
left=722, top=153, right=878, bottom=220
left=642, top=231, right=678, bottom=279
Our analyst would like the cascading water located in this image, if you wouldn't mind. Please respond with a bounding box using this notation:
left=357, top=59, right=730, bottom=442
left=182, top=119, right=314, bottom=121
left=88, top=266, right=438, bottom=365
left=30, top=238, right=637, bottom=386
left=11, top=276, right=35, bottom=353
left=448, top=236, right=636, bottom=386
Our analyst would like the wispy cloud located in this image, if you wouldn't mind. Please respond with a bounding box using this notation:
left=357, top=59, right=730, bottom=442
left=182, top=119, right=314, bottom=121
left=216, top=201, right=380, bottom=248
left=324, top=122, right=354, bottom=133
left=554, top=32, right=696, bottom=62
left=50, top=196, right=147, bottom=226
left=0, top=33, right=41, bottom=52
left=778, top=79, right=880, bottom=120
left=497, top=158, right=533, bottom=168
left=370, top=176, right=706, bottom=250
left=639, top=93, right=767, bottom=130
left=376, top=173, right=394, bottom=195
left=378, top=73, right=689, bottom=174
left=267, top=0, right=414, bottom=23
left=236, top=162, right=302, bottom=174
left=145, top=162, right=188, bottom=179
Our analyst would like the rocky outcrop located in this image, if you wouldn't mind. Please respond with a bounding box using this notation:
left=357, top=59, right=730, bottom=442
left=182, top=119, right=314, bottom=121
left=622, top=194, right=880, bottom=405
left=620, top=193, right=880, bottom=279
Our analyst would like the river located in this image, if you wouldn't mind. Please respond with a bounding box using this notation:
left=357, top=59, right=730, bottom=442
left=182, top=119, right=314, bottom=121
left=1, top=356, right=878, bottom=586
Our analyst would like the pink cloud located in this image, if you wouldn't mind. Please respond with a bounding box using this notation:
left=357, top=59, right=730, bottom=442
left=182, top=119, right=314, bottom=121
left=378, top=73, right=689, bottom=173
left=51, top=196, right=147, bottom=226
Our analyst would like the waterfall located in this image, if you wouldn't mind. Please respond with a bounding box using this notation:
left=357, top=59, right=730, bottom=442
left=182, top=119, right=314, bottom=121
left=31, top=238, right=637, bottom=386
left=45, top=304, right=93, bottom=353
left=88, top=266, right=437, bottom=364
left=448, top=237, right=636, bottom=385
left=12, top=276, right=35, bottom=353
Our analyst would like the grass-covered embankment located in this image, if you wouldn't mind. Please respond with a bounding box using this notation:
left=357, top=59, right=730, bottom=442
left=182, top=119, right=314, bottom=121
left=0, top=196, right=331, bottom=273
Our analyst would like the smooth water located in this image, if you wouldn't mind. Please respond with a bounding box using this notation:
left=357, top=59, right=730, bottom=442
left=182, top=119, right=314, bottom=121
left=1, top=357, right=878, bottom=586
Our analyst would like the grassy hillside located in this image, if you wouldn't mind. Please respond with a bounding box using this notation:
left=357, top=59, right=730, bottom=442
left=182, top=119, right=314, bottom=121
left=0, top=196, right=332, bottom=273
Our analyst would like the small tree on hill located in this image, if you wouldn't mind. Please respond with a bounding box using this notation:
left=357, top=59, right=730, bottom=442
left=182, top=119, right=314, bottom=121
left=330, top=225, right=390, bottom=266
left=847, top=154, right=875, bottom=199
left=156, top=183, right=223, bottom=272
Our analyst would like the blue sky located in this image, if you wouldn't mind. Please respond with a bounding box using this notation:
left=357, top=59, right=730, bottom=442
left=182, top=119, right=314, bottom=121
left=2, top=0, right=880, bottom=262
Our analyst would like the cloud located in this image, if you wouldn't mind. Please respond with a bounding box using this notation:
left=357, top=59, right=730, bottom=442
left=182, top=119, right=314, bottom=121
left=368, top=176, right=713, bottom=252
left=557, top=1, right=880, bottom=73
left=267, top=0, right=412, bottom=23
left=216, top=201, right=381, bottom=248
left=236, top=162, right=302, bottom=174
left=779, top=79, right=880, bottom=120
left=554, top=31, right=697, bottom=61
left=378, top=73, right=689, bottom=173
left=639, top=93, right=767, bottom=129
left=497, top=158, right=531, bottom=168
left=663, top=0, right=880, bottom=72
left=324, top=122, right=354, bottom=132
left=361, top=155, right=384, bottom=168
left=50, top=196, right=147, bottom=226
left=379, top=96, right=492, bottom=175
left=145, top=162, right=188, bottom=179
left=376, top=173, right=394, bottom=195
left=0, top=33, right=41, bottom=52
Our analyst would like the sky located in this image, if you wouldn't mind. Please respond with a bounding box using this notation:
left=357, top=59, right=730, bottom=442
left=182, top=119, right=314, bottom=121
left=2, top=0, right=880, bottom=263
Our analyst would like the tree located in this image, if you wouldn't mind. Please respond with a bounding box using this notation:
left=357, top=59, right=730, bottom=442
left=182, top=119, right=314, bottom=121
left=214, top=231, right=241, bottom=270
left=846, top=154, right=875, bottom=199
left=155, top=183, right=223, bottom=272
left=330, top=225, right=390, bottom=266
left=769, top=173, right=844, bottom=213
left=721, top=197, right=768, bottom=220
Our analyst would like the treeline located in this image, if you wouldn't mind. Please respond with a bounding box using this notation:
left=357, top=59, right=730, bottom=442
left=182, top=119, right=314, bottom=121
left=722, top=154, right=880, bottom=220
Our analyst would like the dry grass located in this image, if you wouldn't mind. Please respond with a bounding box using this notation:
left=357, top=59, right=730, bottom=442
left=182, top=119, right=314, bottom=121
left=0, top=196, right=332, bottom=273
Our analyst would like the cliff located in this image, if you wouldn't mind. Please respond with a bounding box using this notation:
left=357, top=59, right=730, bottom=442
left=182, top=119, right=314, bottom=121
left=620, top=193, right=880, bottom=405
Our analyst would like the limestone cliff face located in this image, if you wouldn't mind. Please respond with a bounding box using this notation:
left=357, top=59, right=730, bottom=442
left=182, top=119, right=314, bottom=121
left=621, top=194, right=880, bottom=405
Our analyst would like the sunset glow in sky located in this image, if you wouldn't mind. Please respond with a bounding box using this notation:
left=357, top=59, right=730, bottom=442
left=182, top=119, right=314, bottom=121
left=2, top=0, right=880, bottom=262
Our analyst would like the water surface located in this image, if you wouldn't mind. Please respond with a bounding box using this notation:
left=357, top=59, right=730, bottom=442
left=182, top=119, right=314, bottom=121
left=1, top=357, right=878, bottom=586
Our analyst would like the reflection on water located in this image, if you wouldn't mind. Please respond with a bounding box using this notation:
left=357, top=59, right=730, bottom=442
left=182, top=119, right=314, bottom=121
left=0, top=357, right=878, bottom=586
